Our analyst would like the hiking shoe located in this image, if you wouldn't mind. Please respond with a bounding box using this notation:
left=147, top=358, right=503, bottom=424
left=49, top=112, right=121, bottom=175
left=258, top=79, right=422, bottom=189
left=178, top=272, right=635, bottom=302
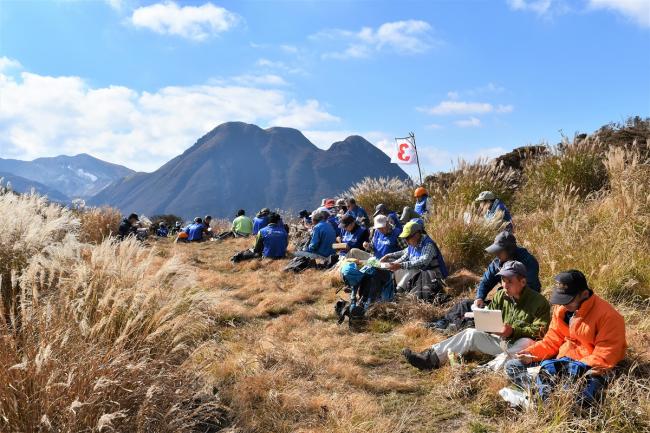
left=402, top=348, right=440, bottom=370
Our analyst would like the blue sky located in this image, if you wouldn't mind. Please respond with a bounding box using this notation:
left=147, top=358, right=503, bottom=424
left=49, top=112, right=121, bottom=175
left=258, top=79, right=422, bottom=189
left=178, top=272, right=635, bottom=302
left=0, top=0, right=649, bottom=177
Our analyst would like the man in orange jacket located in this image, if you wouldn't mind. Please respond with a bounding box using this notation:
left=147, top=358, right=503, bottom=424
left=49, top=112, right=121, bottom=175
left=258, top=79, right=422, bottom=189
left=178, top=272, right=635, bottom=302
left=505, top=270, right=626, bottom=406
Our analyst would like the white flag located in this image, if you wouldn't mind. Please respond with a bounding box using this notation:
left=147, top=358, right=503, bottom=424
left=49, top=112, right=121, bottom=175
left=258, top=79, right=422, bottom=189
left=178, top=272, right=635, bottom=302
left=394, top=137, right=416, bottom=164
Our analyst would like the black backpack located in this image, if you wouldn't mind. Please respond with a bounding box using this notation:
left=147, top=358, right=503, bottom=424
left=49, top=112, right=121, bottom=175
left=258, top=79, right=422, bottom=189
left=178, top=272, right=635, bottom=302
left=283, top=256, right=316, bottom=273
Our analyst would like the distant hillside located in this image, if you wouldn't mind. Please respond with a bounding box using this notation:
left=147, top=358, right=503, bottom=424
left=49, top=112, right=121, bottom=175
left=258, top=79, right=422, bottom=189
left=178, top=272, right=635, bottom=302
left=0, top=172, right=70, bottom=203
left=0, top=154, right=135, bottom=199
left=89, top=122, right=408, bottom=219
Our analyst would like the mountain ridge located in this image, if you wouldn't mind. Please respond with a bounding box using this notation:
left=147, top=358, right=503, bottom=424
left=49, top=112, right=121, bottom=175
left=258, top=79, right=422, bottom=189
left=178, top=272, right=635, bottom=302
left=89, top=122, right=408, bottom=219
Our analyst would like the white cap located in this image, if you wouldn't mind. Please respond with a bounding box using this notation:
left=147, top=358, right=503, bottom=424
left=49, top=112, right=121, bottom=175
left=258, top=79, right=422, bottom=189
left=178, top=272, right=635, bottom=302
left=373, top=214, right=388, bottom=229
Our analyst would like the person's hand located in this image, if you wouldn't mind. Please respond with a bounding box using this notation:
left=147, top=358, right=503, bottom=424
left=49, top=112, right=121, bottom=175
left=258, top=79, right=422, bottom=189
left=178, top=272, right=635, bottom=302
left=496, top=324, right=513, bottom=339
left=387, top=263, right=401, bottom=272
left=362, top=241, right=370, bottom=250
left=515, top=352, right=535, bottom=365
left=473, top=298, right=485, bottom=309
left=379, top=255, right=389, bottom=263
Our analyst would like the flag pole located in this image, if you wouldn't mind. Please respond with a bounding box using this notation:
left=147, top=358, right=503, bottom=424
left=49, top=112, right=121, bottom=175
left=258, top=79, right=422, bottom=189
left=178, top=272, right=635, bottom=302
left=409, top=132, right=423, bottom=185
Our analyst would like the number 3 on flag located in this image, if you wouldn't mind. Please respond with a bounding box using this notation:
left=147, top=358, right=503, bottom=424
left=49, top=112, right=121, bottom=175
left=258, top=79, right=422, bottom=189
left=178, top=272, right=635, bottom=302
left=394, top=139, right=415, bottom=164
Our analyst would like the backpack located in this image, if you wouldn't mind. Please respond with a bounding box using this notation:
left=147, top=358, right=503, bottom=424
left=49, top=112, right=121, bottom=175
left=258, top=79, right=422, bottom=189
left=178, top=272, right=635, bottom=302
left=402, top=269, right=448, bottom=304
left=337, top=263, right=395, bottom=330
left=283, top=256, right=316, bottom=273
left=230, top=249, right=259, bottom=263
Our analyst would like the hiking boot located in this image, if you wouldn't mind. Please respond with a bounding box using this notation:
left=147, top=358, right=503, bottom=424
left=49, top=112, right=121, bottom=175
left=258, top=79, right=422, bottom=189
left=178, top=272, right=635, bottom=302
left=402, top=348, right=440, bottom=370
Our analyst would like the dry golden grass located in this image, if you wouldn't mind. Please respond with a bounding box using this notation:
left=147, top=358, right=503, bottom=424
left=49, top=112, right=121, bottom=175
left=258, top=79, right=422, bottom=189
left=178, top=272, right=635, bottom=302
left=1, top=126, right=649, bottom=432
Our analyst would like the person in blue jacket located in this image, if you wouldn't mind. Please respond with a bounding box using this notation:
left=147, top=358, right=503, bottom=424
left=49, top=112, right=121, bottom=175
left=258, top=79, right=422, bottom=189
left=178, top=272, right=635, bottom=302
left=184, top=217, right=207, bottom=242
left=373, top=203, right=402, bottom=234
left=345, top=198, right=370, bottom=227
left=156, top=222, right=169, bottom=237
left=253, top=213, right=288, bottom=259
left=473, top=231, right=540, bottom=309
left=414, top=187, right=429, bottom=216
left=294, top=210, right=337, bottom=259
left=475, top=191, right=513, bottom=232
left=337, top=214, right=369, bottom=255
left=252, top=208, right=271, bottom=235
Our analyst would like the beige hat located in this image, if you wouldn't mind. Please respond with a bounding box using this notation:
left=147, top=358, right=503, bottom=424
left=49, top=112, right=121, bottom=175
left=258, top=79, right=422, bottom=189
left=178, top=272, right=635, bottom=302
left=373, top=214, right=389, bottom=229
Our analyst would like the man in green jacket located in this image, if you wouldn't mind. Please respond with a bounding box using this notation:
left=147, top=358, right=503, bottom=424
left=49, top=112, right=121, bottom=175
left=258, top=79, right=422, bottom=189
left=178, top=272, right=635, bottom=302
left=232, top=209, right=253, bottom=237
left=403, top=260, right=550, bottom=371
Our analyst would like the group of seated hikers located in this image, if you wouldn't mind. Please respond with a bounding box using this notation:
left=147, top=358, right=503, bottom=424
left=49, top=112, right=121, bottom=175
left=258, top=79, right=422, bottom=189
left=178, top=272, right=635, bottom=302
left=117, top=186, right=626, bottom=409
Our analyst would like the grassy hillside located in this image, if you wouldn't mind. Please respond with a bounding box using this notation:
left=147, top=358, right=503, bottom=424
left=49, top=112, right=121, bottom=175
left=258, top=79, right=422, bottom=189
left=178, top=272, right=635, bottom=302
left=0, top=118, right=648, bottom=432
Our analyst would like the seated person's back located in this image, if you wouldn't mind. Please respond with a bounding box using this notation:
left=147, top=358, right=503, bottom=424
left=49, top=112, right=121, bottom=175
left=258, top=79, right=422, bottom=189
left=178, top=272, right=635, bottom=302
left=255, top=213, right=288, bottom=258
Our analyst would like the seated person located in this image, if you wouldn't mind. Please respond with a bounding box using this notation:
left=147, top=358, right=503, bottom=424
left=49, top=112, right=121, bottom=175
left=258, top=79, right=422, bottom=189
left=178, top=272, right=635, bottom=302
left=345, top=198, right=370, bottom=227
left=202, top=215, right=213, bottom=239
left=413, top=187, right=429, bottom=216
left=117, top=213, right=139, bottom=240
left=337, top=215, right=369, bottom=256
left=298, top=209, right=312, bottom=228
left=182, top=217, right=206, bottom=242
left=474, top=231, right=541, bottom=308
left=252, top=213, right=288, bottom=259
left=156, top=222, right=169, bottom=237
left=380, top=221, right=448, bottom=292
left=294, top=210, right=337, bottom=259
left=399, top=206, right=421, bottom=225
left=170, top=221, right=182, bottom=235
left=252, top=208, right=271, bottom=235
left=475, top=191, right=513, bottom=232
left=431, top=230, right=541, bottom=332
left=373, top=203, right=402, bottom=233
left=505, top=270, right=626, bottom=407
left=335, top=198, right=348, bottom=215
left=347, top=215, right=405, bottom=261
left=218, top=209, right=253, bottom=240
left=403, top=261, right=550, bottom=371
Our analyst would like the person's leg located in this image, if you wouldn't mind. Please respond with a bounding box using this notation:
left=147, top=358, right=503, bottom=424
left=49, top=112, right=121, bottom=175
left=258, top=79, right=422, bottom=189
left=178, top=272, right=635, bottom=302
left=346, top=249, right=372, bottom=261
left=578, top=372, right=608, bottom=407
left=505, top=359, right=535, bottom=390
left=395, top=269, right=414, bottom=292
left=486, top=338, right=535, bottom=371
left=293, top=251, right=325, bottom=260
left=536, top=358, right=567, bottom=401
left=432, top=328, right=502, bottom=364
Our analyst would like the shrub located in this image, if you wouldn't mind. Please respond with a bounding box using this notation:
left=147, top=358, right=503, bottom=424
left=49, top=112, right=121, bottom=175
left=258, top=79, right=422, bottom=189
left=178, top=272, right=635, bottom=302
left=0, top=190, right=228, bottom=431
left=341, top=177, right=415, bottom=216
left=513, top=142, right=608, bottom=214
left=77, top=206, right=122, bottom=244
left=516, top=148, right=650, bottom=300
left=425, top=204, right=501, bottom=274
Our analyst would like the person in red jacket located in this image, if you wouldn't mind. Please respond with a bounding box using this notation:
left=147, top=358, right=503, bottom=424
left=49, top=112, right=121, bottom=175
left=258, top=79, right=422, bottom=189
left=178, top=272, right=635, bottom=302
left=505, top=270, right=627, bottom=406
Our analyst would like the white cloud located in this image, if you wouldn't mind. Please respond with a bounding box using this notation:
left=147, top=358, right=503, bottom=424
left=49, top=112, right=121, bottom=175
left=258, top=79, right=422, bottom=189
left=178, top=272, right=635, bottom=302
left=421, top=101, right=494, bottom=115
left=130, top=2, right=239, bottom=41
left=230, top=74, right=287, bottom=86
left=316, top=20, right=437, bottom=59
left=507, top=0, right=554, bottom=15
left=0, top=56, right=22, bottom=72
left=426, top=123, right=443, bottom=129
left=421, top=100, right=514, bottom=116
left=280, top=44, right=299, bottom=53
left=0, top=64, right=339, bottom=172
left=455, top=117, right=482, bottom=128
left=588, top=0, right=650, bottom=27
left=105, top=0, right=123, bottom=11
left=256, top=58, right=305, bottom=75
left=496, top=104, right=514, bottom=113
